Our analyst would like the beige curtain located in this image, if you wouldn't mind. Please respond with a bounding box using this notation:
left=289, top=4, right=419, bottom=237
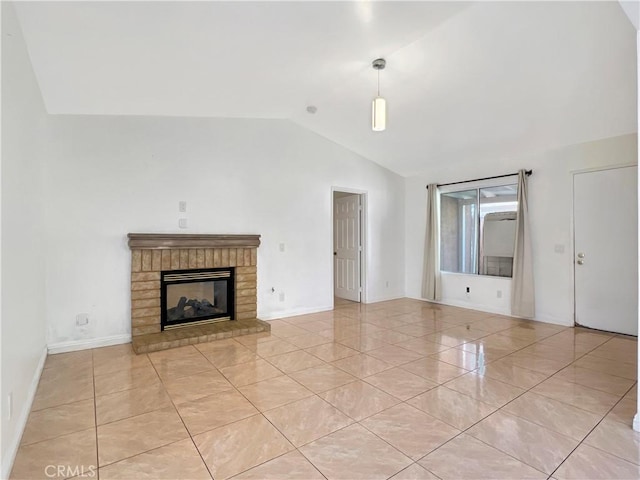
left=511, top=170, right=535, bottom=317
left=422, top=184, right=441, bottom=301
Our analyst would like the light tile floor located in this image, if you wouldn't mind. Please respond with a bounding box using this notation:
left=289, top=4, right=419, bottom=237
left=10, top=298, right=640, bottom=480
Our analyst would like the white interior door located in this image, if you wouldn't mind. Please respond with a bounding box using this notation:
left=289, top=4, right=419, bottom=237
left=334, top=194, right=361, bottom=302
left=574, top=166, right=638, bottom=335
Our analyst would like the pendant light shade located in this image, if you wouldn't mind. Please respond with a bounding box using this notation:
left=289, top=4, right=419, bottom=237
left=371, top=58, right=386, bottom=132
left=372, top=96, right=386, bottom=131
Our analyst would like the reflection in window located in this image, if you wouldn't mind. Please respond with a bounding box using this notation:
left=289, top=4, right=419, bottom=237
left=440, top=184, right=517, bottom=277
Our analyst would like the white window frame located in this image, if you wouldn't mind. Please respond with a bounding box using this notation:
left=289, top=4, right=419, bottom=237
left=439, top=175, right=518, bottom=277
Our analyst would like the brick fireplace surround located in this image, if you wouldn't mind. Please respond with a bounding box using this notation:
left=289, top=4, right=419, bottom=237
left=127, top=233, right=270, bottom=353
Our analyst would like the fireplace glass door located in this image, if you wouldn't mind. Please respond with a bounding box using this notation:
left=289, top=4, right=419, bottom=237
left=161, top=268, right=234, bottom=330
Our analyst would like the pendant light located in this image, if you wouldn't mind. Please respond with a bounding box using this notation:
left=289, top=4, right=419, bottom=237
left=372, top=58, right=386, bottom=131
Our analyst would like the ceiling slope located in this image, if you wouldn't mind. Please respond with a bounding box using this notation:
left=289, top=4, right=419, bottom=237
left=14, top=1, right=637, bottom=176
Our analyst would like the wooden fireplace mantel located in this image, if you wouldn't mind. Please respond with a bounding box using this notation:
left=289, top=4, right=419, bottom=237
left=127, top=233, right=261, bottom=250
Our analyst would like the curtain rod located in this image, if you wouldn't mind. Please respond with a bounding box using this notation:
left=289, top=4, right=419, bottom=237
left=426, top=170, right=532, bottom=189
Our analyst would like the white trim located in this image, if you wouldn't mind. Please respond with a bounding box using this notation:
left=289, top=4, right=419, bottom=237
left=421, top=297, right=510, bottom=316
left=259, top=305, right=334, bottom=321
left=364, top=294, right=405, bottom=304
left=331, top=187, right=368, bottom=306
left=406, top=295, right=572, bottom=326
left=1, top=347, right=47, bottom=480
left=637, top=31, right=640, bottom=437
left=439, top=271, right=513, bottom=283
left=47, top=334, right=131, bottom=354
left=530, top=314, right=573, bottom=327
left=331, top=186, right=369, bottom=195
left=569, top=162, right=637, bottom=177
left=360, top=193, right=368, bottom=304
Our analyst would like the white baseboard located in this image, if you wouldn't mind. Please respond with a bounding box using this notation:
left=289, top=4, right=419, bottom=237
left=47, top=334, right=131, bottom=354
left=258, top=296, right=406, bottom=321
left=406, top=295, right=572, bottom=327
left=428, top=298, right=511, bottom=317
left=1, top=346, right=47, bottom=480
left=259, top=305, right=334, bottom=321
left=364, top=294, right=405, bottom=304
left=633, top=413, right=640, bottom=432
left=531, top=314, right=573, bottom=327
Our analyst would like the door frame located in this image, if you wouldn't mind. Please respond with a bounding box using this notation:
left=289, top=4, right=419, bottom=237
left=331, top=187, right=367, bottom=306
left=571, top=162, right=638, bottom=327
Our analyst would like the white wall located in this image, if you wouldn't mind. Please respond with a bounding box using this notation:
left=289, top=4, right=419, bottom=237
left=634, top=27, right=640, bottom=434
left=1, top=3, right=49, bottom=476
left=406, top=133, right=638, bottom=325
left=44, top=115, right=405, bottom=348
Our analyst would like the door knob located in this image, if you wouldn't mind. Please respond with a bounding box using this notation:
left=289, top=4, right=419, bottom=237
left=577, top=259, right=584, bottom=265
left=577, top=253, right=585, bottom=259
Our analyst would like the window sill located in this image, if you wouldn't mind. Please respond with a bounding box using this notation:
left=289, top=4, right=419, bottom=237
left=440, top=271, right=512, bottom=282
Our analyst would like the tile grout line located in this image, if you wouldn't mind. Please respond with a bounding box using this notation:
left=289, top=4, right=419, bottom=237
left=93, top=329, right=623, bottom=478
left=91, top=350, right=100, bottom=478
left=31, top=305, right=636, bottom=480
left=374, top=323, right=624, bottom=477
left=219, top=316, right=619, bottom=478
left=339, top=311, right=554, bottom=476
left=183, top=333, right=412, bottom=478
left=176, top=342, right=321, bottom=479
left=474, top=334, right=634, bottom=473
left=193, top=343, right=337, bottom=480
left=547, top=381, right=640, bottom=478
left=158, top=361, right=216, bottom=480
left=354, top=369, right=550, bottom=477
left=282, top=320, right=543, bottom=477
left=93, top=348, right=206, bottom=474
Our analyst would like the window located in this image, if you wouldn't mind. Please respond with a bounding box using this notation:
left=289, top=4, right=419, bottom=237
left=440, top=182, right=518, bottom=277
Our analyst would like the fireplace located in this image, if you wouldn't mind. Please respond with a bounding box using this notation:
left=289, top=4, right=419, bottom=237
left=128, top=234, right=267, bottom=352
left=161, top=267, right=235, bottom=330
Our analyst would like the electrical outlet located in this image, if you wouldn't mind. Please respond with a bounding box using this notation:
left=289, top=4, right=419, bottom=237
left=465, top=287, right=470, bottom=298
left=497, top=290, right=502, bottom=298
left=178, top=201, right=187, bottom=213
left=178, top=218, right=188, bottom=229
left=76, top=313, right=89, bottom=326
left=385, top=281, right=389, bottom=288
left=279, top=292, right=285, bottom=302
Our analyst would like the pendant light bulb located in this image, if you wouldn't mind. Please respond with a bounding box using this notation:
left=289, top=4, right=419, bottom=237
left=371, top=58, right=386, bottom=132
left=372, top=96, right=386, bottom=131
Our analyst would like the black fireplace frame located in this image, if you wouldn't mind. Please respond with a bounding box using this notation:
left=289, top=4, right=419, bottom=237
left=160, top=267, right=235, bottom=331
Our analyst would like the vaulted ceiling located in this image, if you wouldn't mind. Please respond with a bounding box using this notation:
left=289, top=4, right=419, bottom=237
left=14, top=1, right=637, bottom=176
